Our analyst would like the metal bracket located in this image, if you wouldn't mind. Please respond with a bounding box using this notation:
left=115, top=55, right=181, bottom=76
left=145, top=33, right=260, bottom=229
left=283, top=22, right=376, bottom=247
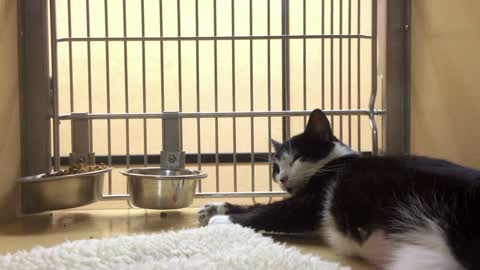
left=160, top=112, right=184, bottom=169
left=70, top=113, right=95, bottom=166
left=160, top=151, right=185, bottom=169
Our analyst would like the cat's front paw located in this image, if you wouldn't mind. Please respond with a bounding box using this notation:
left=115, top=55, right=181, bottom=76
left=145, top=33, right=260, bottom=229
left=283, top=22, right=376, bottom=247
left=197, top=202, right=229, bottom=226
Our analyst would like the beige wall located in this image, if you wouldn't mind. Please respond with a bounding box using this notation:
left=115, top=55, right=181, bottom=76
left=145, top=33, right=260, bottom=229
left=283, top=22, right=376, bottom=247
left=411, top=0, right=480, bottom=168
left=0, top=0, right=20, bottom=221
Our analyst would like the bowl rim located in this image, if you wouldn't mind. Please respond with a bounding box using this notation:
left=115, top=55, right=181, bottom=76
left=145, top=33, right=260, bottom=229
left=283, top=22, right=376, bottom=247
left=119, top=167, right=208, bottom=180
left=17, top=168, right=112, bottom=183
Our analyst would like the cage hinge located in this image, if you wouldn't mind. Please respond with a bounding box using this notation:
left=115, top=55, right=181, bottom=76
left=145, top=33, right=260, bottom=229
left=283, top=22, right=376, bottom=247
left=48, top=77, right=55, bottom=117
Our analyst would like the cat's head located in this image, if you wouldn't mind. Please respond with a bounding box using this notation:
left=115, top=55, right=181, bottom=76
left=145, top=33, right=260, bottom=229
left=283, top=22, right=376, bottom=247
left=271, top=109, right=353, bottom=194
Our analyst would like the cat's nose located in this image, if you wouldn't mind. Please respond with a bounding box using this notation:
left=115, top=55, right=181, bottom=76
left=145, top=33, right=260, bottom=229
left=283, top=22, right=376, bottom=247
left=280, top=176, right=288, bottom=184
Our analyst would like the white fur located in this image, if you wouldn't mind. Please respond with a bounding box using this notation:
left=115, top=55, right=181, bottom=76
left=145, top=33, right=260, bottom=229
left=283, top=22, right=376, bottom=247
left=386, top=199, right=465, bottom=270
left=387, top=243, right=464, bottom=270
left=321, top=187, right=465, bottom=270
left=0, top=225, right=351, bottom=270
left=275, top=142, right=355, bottom=191
left=320, top=182, right=388, bottom=263
left=208, top=215, right=233, bottom=226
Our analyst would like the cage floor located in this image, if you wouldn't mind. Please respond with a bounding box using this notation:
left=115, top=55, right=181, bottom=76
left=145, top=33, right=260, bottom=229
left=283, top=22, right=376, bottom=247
left=0, top=208, right=369, bottom=269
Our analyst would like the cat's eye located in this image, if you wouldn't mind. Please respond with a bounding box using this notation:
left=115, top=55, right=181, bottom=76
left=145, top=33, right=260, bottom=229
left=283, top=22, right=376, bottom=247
left=290, top=155, right=300, bottom=166
left=290, top=155, right=301, bottom=165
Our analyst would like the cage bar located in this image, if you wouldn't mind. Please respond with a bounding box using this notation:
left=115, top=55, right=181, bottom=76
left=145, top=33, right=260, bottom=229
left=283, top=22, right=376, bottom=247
left=141, top=0, right=148, bottom=166
left=357, top=0, right=362, bottom=152
left=104, top=0, right=113, bottom=194
left=122, top=0, right=130, bottom=169
left=45, top=0, right=387, bottom=201
left=213, top=0, right=220, bottom=192
left=57, top=34, right=371, bottom=42
left=249, top=0, right=255, bottom=193
left=50, top=0, right=61, bottom=171
left=67, top=0, right=74, bottom=113
left=59, top=109, right=384, bottom=120
left=231, top=0, right=238, bottom=192
left=339, top=0, right=343, bottom=140
left=330, top=0, right=335, bottom=130
left=267, top=0, right=273, bottom=192
left=302, top=0, right=307, bottom=127
left=348, top=0, right=352, bottom=146
left=195, top=0, right=202, bottom=192
left=370, top=0, right=379, bottom=155
left=177, top=0, right=183, bottom=150
left=86, top=0, right=93, bottom=152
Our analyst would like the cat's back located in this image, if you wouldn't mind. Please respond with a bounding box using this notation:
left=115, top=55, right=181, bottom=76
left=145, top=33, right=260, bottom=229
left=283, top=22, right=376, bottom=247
left=330, top=155, right=480, bottom=269
left=345, top=154, right=480, bottom=188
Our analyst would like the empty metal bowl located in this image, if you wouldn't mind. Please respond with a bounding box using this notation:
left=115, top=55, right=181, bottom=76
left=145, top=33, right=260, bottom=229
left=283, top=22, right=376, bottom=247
left=120, top=167, right=207, bottom=209
left=18, top=168, right=111, bottom=214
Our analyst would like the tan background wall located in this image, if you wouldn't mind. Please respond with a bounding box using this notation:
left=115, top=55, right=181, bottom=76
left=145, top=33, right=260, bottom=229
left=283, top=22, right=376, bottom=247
left=411, top=0, right=480, bottom=168
left=0, top=0, right=20, bottom=221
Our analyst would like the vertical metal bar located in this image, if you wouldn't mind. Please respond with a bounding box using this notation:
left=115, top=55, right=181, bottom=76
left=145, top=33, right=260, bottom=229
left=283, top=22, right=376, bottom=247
left=281, top=0, right=290, bottom=141
left=231, top=0, right=238, bottom=192
left=159, top=0, right=165, bottom=112
left=214, top=0, right=220, bottom=192
left=20, top=0, right=51, bottom=176
left=195, top=0, right=202, bottom=191
left=302, top=0, right=307, bottom=127
left=122, top=0, right=130, bottom=168
left=70, top=113, right=93, bottom=166
left=67, top=0, right=74, bottom=113
left=177, top=0, right=183, bottom=150
left=330, top=0, right=334, bottom=130
left=141, top=0, right=148, bottom=166
left=50, top=0, right=61, bottom=171
left=339, top=0, right=343, bottom=140
left=321, top=0, right=325, bottom=109
left=348, top=0, right=352, bottom=146
left=104, top=0, right=112, bottom=194
left=369, top=0, right=379, bottom=155
left=357, top=0, right=361, bottom=152
left=385, top=0, right=411, bottom=154
left=267, top=0, right=272, bottom=192
left=249, top=0, right=255, bottom=192
left=86, top=0, right=93, bottom=152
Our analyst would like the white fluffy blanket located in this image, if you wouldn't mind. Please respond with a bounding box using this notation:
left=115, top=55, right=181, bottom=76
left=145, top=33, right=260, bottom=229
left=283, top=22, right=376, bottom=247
left=0, top=225, right=350, bottom=270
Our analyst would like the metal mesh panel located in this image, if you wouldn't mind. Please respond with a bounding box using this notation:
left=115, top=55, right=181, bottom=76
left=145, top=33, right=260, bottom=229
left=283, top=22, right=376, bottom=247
left=49, top=0, right=384, bottom=199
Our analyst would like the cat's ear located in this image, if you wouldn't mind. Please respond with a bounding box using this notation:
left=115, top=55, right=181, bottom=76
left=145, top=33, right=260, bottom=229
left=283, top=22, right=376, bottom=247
left=271, top=139, right=282, bottom=152
left=305, top=109, right=334, bottom=141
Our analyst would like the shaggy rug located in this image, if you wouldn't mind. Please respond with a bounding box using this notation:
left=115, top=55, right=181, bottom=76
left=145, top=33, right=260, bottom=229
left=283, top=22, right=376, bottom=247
left=0, top=225, right=350, bottom=270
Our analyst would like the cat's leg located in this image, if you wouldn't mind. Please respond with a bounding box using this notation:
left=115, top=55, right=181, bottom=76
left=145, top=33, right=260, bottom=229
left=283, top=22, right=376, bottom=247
left=208, top=196, right=321, bottom=233
left=198, top=202, right=263, bottom=226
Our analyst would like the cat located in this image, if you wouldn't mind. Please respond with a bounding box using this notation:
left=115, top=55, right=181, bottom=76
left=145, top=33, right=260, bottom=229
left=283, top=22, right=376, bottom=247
left=197, top=109, right=480, bottom=270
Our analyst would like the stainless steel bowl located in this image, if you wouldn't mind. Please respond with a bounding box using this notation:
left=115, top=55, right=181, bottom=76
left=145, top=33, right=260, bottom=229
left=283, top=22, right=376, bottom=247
left=120, top=167, right=207, bottom=209
left=18, top=168, right=111, bottom=214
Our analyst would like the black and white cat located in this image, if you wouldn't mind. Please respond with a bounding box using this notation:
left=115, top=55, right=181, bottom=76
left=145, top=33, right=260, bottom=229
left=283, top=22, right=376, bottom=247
left=198, top=109, right=480, bottom=270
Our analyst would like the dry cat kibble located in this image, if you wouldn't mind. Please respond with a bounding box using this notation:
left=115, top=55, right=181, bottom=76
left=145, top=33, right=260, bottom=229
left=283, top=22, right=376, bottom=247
left=43, top=163, right=107, bottom=178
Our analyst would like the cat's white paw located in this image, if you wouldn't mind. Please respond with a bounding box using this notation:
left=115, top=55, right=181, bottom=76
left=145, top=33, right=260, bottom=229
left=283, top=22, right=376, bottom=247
left=197, top=202, right=229, bottom=226
left=208, top=215, right=233, bottom=226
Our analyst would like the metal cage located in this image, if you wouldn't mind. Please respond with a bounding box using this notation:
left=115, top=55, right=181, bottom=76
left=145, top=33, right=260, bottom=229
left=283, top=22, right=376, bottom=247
left=18, top=0, right=410, bottom=202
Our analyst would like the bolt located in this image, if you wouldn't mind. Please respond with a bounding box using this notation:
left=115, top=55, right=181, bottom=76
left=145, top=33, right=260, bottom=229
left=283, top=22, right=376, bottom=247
left=168, top=155, right=177, bottom=163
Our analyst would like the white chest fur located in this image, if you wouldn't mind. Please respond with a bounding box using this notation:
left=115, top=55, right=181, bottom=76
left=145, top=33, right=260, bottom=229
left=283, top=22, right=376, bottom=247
left=321, top=211, right=392, bottom=267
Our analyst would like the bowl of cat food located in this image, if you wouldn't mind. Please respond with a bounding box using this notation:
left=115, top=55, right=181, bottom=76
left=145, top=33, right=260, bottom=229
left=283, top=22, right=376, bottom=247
left=120, top=167, right=207, bottom=209
left=18, top=164, right=111, bottom=214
